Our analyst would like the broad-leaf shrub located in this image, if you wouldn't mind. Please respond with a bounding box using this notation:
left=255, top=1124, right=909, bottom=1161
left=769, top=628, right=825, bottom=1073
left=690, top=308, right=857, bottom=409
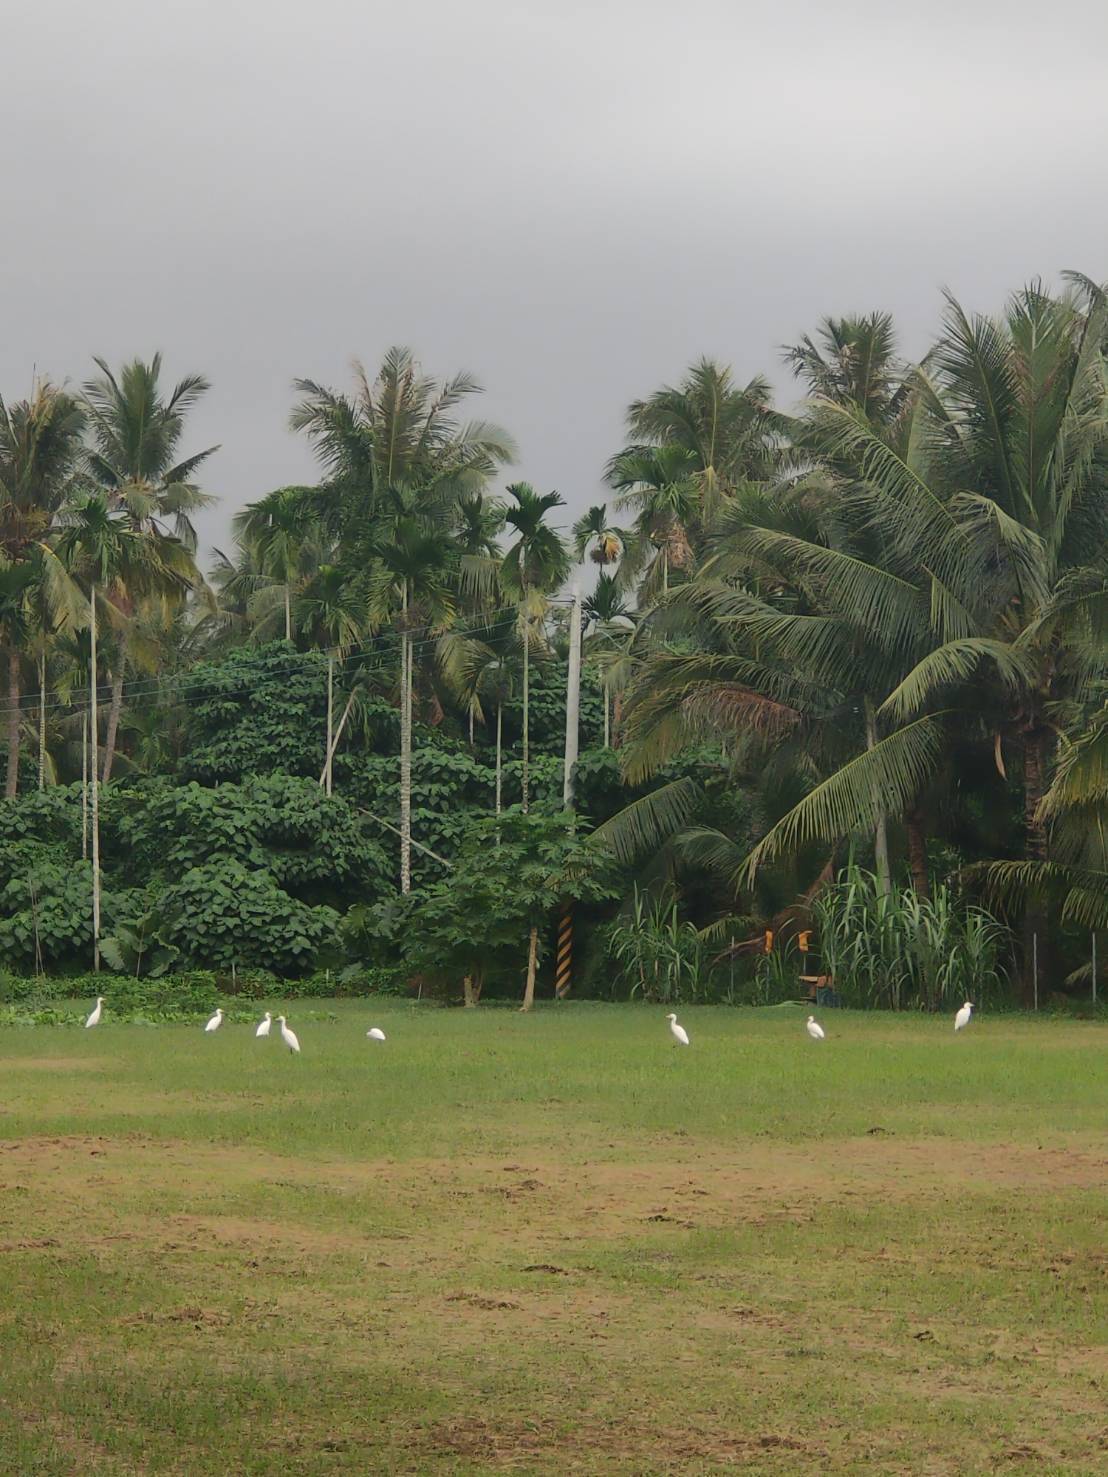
left=158, top=860, right=341, bottom=975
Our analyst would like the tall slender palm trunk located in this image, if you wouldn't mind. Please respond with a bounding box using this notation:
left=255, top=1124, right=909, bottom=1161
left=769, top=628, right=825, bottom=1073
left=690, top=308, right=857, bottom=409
left=521, top=610, right=530, bottom=813
left=603, top=689, right=610, bottom=748
left=89, top=586, right=101, bottom=971
left=1022, top=730, right=1049, bottom=1005
left=5, top=648, right=20, bottom=799
left=864, top=697, right=891, bottom=896
left=495, top=700, right=503, bottom=815
left=101, top=668, right=124, bottom=783
left=81, top=709, right=88, bottom=859
left=37, top=650, right=46, bottom=790
left=399, top=583, right=412, bottom=893
left=284, top=585, right=292, bottom=642
left=906, top=810, right=930, bottom=899
left=324, top=654, right=334, bottom=796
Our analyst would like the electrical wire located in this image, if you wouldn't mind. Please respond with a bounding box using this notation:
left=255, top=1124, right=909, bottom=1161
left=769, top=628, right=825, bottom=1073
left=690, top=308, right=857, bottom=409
left=0, top=599, right=579, bottom=720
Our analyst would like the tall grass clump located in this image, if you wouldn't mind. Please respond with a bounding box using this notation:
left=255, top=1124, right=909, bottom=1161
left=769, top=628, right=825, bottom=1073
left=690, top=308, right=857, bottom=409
left=607, top=887, right=705, bottom=1002
left=812, top=867, right=1010, bottom=1010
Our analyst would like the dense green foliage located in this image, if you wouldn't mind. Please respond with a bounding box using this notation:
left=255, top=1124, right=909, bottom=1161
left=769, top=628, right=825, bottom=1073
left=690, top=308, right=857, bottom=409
left=3, top=294, right=1107, bottom=1004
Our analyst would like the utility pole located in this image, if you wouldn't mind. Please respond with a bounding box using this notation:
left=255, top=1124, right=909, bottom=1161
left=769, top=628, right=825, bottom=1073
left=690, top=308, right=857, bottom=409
left=555, top=583, right=583, bottom=1000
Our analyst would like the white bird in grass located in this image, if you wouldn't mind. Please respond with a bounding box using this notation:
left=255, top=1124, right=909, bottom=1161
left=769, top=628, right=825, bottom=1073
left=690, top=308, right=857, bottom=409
left=85, top=997, right=104, bottom=1029
left=806, top=1015, right=826, bottom=1041
left=204, top=1008, right=224, bottom=1033
left=666, top=1012, right=690, bottom=1046
left=954, top=1001, right=974, bottom=1032
left=366, top=1027, right=387, bottom=1042
left=277, top=1015, right=300, bottom=1054
left=255, top=1012, right=272, bottom=1038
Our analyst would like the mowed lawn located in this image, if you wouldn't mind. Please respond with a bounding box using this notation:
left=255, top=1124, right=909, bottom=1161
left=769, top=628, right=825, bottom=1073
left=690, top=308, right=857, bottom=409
left=0, top=1003, right=1105, bottom=1475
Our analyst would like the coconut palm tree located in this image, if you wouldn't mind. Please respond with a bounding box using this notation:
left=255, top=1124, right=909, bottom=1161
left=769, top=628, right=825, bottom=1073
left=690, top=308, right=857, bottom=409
left=82, top=356, right=217, bottom=549
left=501, top=484, right=570, bottom=812
left=624, top=358, right=784, bottom=513
left=290, top=347, right=516, bottom=554
left=704, top=280, right=1108, bottom=994
left=0, top=383, right=88, bottom=795
left=82, top=357, right=213, bottom=780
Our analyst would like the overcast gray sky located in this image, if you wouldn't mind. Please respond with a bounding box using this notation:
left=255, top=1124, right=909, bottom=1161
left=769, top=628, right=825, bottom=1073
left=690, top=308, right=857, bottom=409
left=4, top=0, right=1107, bottom=562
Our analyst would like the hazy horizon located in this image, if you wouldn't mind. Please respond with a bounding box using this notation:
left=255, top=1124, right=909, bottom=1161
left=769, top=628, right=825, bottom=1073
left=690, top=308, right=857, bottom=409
left=5, top=0, right=1107, bottom=564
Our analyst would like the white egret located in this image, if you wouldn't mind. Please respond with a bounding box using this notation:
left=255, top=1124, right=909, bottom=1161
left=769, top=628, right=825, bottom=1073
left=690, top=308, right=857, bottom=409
left=806, top=1015, right=826, bottom=1041
left=85, top=997, right=104, bottom=1029
left=366, top=1027, right=387, bottom=1042
left=954, top=1001, right=974, bottom=1032
left=666, top=1012, right=690, bottom=1046
left=204, top=1008, right=224, bottom=1033
left=277, top=1015, right=300, bottom=1054
left=255, top=1012, right=272, bottom=1038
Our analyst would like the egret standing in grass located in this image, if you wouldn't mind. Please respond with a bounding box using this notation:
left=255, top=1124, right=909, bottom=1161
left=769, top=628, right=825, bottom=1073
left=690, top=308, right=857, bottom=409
left=277, top=1015, right=300, bottom=1054
left=954, top=1001, right=974, bottom=1032
left=366, top=1027, right=386, bottom=1042
left=204, top=1008, right=224, bottom=1033
left=666, top=1012, right=690, bottom=1046
left=85, top=997, right=104, bottom=1029
left=255, top=1012, right=272, bottom=1038
left=806, top=1015, right=826, bottom=1041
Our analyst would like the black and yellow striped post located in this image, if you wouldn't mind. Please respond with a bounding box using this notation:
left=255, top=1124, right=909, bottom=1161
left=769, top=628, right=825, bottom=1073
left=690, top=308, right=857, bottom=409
left=554, top=905, right=573, bottom=998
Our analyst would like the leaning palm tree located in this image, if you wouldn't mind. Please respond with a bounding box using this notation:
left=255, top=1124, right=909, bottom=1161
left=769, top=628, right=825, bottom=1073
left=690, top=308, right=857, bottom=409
left=500, top=484, right=570, bottom=811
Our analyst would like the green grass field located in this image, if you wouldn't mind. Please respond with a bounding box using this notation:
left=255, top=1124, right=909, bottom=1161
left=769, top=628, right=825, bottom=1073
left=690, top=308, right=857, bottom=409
left=1, top=1001, right=1105, bottom=1475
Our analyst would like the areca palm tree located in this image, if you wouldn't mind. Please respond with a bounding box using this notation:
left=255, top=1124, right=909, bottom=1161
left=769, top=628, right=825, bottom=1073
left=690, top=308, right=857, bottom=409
left=366, top=508, right=457, bottom=891
left=233, top=487, right=319, bottom=642
left=501, top=483, right=570, bottom=812
left=583, top=573, right=635, bottom=748
left=607, top=444, right=701, bottom=600
left=572, top=504, right=624, bottom=567
left=58, top=494, right=195, bottom=966
left=294, top=561, right=365, bottom=794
